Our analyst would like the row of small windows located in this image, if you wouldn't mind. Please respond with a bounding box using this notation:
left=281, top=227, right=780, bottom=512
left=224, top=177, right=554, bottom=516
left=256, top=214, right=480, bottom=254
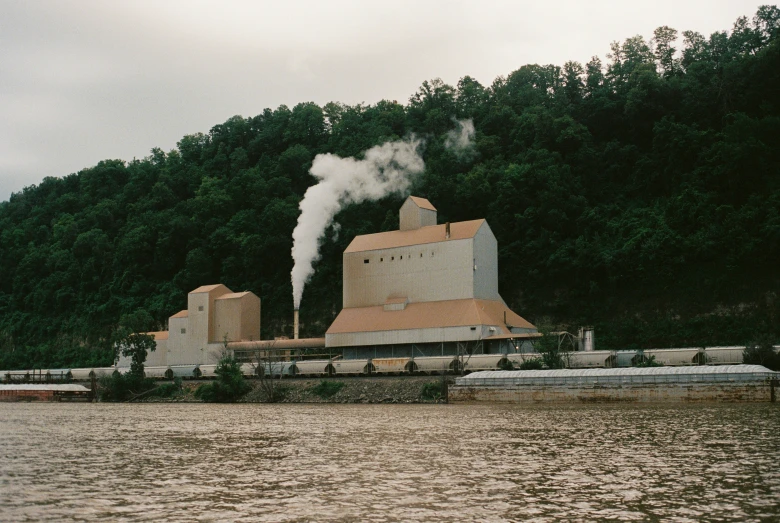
left=363, top=252, right=435, bottom=264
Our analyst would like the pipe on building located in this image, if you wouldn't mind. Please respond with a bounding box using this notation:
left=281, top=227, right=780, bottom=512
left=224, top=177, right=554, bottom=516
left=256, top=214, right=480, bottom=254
left=294, top=309, right=299, bottom=340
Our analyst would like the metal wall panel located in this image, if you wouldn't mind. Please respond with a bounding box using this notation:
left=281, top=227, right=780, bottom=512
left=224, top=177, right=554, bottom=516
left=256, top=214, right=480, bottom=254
left=213, top=298, right=242, bottom=342
left=472, top=222, right=500, bottom=301
left=400, top=199, right=437, bottom=231
left=343, top=238, right=474, bottom=308
left=327, top=325, right=484, bottom=347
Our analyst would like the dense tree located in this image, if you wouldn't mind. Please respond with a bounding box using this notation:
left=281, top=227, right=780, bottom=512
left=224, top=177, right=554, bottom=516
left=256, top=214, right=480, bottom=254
left=0, top=8, right=778, bottom=369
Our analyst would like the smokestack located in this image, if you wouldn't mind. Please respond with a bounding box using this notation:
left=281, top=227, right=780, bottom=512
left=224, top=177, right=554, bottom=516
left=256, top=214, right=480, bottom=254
left=293, top=309, right=299, bottom=340
left=445, top=222, right=450, bottom=239
left=291, top=137, right=425, bottom=310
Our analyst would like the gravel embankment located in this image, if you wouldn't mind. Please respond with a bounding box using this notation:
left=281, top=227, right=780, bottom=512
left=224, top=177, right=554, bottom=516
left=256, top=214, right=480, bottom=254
left=139, top=375, right=454, bottom=403
left=242, top=375, right=452, bottom=403
left=140, top=375, right=452, bottom=403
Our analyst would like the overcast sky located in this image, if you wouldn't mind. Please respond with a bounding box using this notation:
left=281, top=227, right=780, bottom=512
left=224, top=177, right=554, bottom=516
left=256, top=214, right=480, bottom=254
left=0, top=0, right=763, bottom=202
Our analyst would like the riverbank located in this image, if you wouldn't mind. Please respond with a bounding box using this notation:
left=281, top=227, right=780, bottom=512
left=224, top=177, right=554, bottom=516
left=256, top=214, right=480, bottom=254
left=139, top=375, right=452, bottom=404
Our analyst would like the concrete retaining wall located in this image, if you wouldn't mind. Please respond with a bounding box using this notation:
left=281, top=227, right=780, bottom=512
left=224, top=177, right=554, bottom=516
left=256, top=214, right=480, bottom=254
left=449, top=382, right=774, bottom=403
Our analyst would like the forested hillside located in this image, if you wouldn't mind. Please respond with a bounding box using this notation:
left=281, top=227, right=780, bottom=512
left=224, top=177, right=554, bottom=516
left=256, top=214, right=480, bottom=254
left=1, top=8, right=779, bottom=369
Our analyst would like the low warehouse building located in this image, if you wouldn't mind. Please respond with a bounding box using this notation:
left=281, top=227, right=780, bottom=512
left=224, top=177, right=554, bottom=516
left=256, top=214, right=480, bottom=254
left=0, top=384, right=93, bottom=402
left=450, top=365, right=779, bottom=403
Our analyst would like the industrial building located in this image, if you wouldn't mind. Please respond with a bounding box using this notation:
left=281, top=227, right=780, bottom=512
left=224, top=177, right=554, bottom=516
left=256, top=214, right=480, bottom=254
left=326, top=196, right=539, bottom=358
left=118, top=284, right=261, bottom=367
left=116, top=283, right=325, bottom=368
left=113, top=195, right=539, bottom=369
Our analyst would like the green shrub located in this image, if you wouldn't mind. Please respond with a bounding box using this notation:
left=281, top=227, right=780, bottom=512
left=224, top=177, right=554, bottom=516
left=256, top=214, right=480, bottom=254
left=518, top=358, right=544, bottom=370
left=98, top=373, right=155, bottom=402
left=196, top=356, right=250, bottom=402
left=151, top=377, right=182, bottom=398
left=634, top=354, right=663, bottom=367
left=498, top=358, right=514, bottom=371
left=421, top=381, right=446, bottom=401
left=311, top=380, right=344, bottom=398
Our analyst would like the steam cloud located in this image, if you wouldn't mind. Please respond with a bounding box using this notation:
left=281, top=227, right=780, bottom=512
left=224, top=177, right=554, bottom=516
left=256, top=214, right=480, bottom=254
left=290, top=119, right=476, bottom=309
left=291, top=137, right=424, bottom=309
left=444, top=118, right=475, bottom=153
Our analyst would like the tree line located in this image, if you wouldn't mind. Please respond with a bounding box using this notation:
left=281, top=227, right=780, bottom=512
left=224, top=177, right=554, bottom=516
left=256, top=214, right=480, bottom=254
left=1, top=7, right=778, bottom=369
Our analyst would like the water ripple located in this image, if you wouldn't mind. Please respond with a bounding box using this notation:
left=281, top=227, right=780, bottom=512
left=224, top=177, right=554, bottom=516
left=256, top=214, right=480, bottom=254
left=0, top=403, right=778, bottom=522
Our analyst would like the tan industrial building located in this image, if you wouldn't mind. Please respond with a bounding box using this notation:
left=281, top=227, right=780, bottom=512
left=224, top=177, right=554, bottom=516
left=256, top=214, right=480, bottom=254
left=119, top=196, right=536, bottom=367
left=118, top=284, right=262, bottom=367
left=326, top=196, right=538, bottom=358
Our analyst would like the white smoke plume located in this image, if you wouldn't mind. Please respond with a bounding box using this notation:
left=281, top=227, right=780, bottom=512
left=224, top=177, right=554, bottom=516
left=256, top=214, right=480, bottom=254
left=291, top=137, right=424, bottom=309
left=330, top=222, right=341, bottom=242
left=444, top=118, right=476, bottom=153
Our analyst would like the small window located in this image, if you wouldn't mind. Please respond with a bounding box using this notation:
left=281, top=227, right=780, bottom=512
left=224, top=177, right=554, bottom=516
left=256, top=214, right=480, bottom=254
left=391, top=256, right=394, bottom=260
left=364, top=259, right=369, bottom=264
left=470, top=327, right=477, bottom=331
left=380, top=258, right=383, bottom=262
left=181, top=328, right=186, bottom=334
left=400, top=255, right=403, bottom=260
left=198, top=306, right=204, bottom=311
left=431, top=252, right=434, bottom=257
left=420, top=253, right=423, bottom=258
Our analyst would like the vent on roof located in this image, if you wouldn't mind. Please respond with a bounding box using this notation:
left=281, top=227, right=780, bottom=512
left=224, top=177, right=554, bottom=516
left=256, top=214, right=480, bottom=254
left=384, top=296, right=409, bottom=312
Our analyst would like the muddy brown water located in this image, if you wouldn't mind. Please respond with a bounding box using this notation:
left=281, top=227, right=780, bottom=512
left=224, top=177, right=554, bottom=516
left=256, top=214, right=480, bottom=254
left=0, top=403, right=778, bottom=522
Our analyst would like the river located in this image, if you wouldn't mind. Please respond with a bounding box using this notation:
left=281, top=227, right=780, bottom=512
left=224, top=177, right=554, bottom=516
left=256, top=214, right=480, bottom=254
left=0, top=402, right=778, bottom=522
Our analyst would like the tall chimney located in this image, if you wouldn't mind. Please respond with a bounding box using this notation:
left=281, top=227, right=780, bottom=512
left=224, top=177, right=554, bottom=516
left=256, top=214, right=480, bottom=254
left=293, top=309, right=299, bottom=340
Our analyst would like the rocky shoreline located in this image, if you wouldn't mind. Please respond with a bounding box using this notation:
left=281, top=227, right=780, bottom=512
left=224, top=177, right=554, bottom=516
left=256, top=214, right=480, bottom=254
left=141, top=375, right=453, bottom=404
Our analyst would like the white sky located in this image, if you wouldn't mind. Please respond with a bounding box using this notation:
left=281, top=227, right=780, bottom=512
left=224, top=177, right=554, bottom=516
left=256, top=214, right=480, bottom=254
left=0, top=0, right=764, bottom=202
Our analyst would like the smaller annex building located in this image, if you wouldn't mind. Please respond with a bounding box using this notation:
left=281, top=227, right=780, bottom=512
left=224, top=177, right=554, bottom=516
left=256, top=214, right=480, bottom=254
left=326, top=196, right=539, bottom=359
left=119, top=284, right=261, bottom=367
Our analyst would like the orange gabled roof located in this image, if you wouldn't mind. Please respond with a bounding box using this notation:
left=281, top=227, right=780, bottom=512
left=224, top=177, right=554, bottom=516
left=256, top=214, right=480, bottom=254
left=190, top=284, right=230, bottom=294
left=215, top=291, right=252, bottom=300
left=326, top=298, right=535, bottom=334
left=142, top=331, right=169, bottom=340
left=483, top=332, right=542, bottom=340
left=408, top=196, right=437, bottom=211
left=344, top=219, right=485, bottom=253
left=170, top=309, right=188, bottom=319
